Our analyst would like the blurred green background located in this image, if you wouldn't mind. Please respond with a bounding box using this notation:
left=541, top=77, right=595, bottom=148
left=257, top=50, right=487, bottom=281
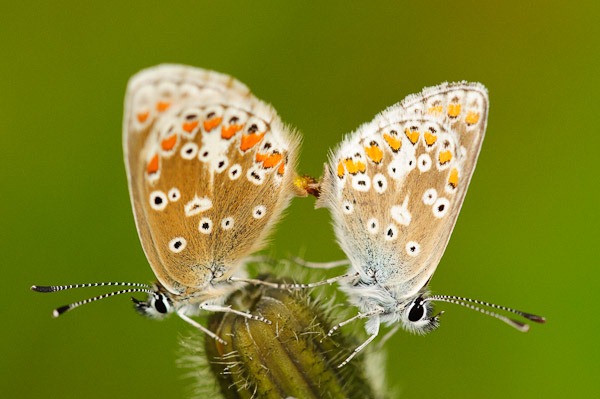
left=1, top=1, right=598, bottom=398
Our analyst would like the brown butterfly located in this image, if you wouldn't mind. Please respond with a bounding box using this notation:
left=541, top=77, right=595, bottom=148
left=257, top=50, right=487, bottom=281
left=33, top=64, right=300, bottom=342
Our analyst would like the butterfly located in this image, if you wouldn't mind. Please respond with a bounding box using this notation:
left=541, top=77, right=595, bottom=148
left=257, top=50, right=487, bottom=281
left=32, top=64, right=300, bottom=341
left=312, top=82, right=545, bottom=367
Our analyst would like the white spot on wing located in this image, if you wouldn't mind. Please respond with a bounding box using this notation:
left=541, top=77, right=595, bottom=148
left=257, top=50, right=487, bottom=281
left=198, top=217, right=213, bottom=234
left=221, top=217, right=234, bottom=230
left=228, top=164, right=242, bottom=180
left=253, top=205, right=267, bottom=219
left=391, top=195, right=411, bottom=226
left=214, top=156, right=229, bottom=173
left=185, top=195, right=212, bottom=217
left=422, top=188, right=438, bottom=205
left=367, top=218, right=379, bottom=234
left=245, top=117, right=267, bottom=135
left=180, top=142, right=198, bottom=160
left=417, top=153, right=432, bottom=172
left=247, top=165, right=266, bottom=185
left=384, top=224, right=398, bottom=241
left=406, top=241, right=420, bottom=257
left=351, top=174, right=371, bottom=192
left=198, top=147, right=211, bottom=163
left=168, top=188, right=181, bottom=202
left=223, top=108, right=248, bottom=127
left=168, top=237, right=187, bottom=253
left=373, top=173, right=387, bottom=194
left=432, top=197, right=450, bottom=218
left=342, top=201, right=354, bottom=215
left=149, top=191, right=168, bottom=211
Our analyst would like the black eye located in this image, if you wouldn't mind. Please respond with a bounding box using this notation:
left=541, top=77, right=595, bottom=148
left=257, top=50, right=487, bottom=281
left=154, top=295, right=168, bottom=314
left=408, top=298, right=425, bottom=322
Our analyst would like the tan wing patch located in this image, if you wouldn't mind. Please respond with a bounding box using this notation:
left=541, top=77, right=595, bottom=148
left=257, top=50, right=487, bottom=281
left=123, top=65, right=299, bottom=296
left=318, top=82, right=488, bottom=293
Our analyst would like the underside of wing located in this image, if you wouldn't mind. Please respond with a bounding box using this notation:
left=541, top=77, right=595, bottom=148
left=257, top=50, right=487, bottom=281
left=123, top=65, right=299, bottom=294
left=318, top=82, right=488, bottom=296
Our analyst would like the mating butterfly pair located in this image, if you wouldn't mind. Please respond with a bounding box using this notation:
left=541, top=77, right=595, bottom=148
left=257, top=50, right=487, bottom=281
left=32, top=65, right=544, bottom=366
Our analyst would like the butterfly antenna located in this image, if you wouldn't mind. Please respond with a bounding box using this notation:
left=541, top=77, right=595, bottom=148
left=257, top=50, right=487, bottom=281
left=426, top=295, right=545, bottom=332
left=50, top=287, right=155, bottom=317
left=31, top=282, right=152, bottom=293
left=31, top=282, right=154, bottom=318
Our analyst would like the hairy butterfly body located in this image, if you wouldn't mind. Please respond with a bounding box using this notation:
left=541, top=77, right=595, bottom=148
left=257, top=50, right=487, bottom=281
left=315, top=82, right=544, bottom=366
left=33, top=65, right=300, bottom=338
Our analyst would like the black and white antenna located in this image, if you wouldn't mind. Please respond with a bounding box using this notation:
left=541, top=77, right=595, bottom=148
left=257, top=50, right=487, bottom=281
left=31, top=282, right=153, bottom=317
left=425, top=294, right=546, bottom=331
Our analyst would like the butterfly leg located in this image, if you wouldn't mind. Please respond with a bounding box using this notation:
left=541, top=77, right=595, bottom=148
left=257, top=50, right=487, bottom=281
left=338, top=315, right=381, bottom=368
left=176, top=311, right=227, bottom=345
left=283, top=272, right=359, bottom=289
left=326, top=307, right=383, bottom=338
left=228, top=276, right=280, bottom=289
left=230, top=272, right=359, bottom=290
left=292, top=257, right=350, bottom=269
left=200, top=304, right=272, bottom=325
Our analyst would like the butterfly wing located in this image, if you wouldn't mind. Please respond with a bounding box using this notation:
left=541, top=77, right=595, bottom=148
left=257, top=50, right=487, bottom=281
left=317, top=82, right=488, bottom=297
left=123, top=65, right=299, bottom=295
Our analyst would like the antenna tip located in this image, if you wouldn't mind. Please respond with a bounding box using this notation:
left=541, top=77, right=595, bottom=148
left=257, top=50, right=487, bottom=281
left=507, top=318, right=530, bottom=332
left=32, top=285, right=54, bottom=293
left=53, top=305, right=70, bottom=318
left=524, top=314, right=546, bottom=324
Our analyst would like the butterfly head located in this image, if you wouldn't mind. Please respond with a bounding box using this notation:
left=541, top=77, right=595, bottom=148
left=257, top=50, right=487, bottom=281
left=399, top=294, right=442, bottom=335
left=132, top=288, right=174, bottom=319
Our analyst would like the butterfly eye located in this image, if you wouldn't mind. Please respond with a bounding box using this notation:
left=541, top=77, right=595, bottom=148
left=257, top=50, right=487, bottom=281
left=152, top=293, right=169, bottom=314
left=408, top=297, right=426, bottom=322
left=133, top=291, right=172, bottom=319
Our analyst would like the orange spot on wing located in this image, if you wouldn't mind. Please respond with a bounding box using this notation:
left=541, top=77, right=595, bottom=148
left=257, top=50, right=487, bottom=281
left=404, top=128, right=420, bottom=145
left=344, top=159, right=366, bottom=175
left=447, top=103, right=461, bottom=118
left=465, top=111, right=480, bottom=125
left=240, top=132, right=266, bottom=152
left=448, top=168, right=459, bottom=188
left=278, top=161, right=286, bottom=175
left=156, top=101, right=171, bottom=112
left=427, top=105, right=443, bottom=115
left=137, top=111, right=150, bottom=123
left=161, top=134, right=177, bottom=151
left=203, top=117, right=223, bottom=132
left=337, top=162, right=345, bottom=178
left=365, top=144, right=383, bottom=164
left=146, top=154, right=159, bottom=175
left=424, top=132, right=437, bottom=147
left=383, top=133, right=402, bottom=152
left=255, top=153, right=268, bottom=163
left=221, top=124, right=243, bottom=140
left=262, top=153, right=283, bottom=168
left=182, top=120, right=199, bottom=133
left=439, top=150, right=452, bottom=165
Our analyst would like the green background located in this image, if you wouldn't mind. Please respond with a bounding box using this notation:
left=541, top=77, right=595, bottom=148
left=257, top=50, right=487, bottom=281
left=2, top=1, right=598, bottom=398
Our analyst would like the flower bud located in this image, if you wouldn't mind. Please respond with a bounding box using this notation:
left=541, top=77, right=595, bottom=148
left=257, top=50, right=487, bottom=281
left=182, top=276, right=386, bottom=398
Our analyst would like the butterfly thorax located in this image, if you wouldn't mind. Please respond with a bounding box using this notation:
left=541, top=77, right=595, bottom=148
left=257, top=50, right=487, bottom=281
left=340, top=270, right=438, bottom=334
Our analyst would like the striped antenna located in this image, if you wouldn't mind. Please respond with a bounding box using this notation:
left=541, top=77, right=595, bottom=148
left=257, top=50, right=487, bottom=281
left=426, top=295, right=546, bottom=332
left=31, top=282, right=153, bottom=318
left=31, top=282, right=152, bottom=293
